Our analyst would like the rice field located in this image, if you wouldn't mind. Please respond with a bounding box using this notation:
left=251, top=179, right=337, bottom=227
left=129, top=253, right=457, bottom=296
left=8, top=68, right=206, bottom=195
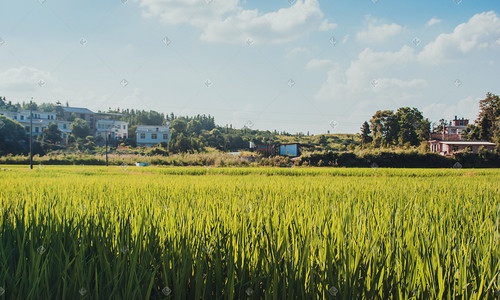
left=0, top=165, right=499, bottom=299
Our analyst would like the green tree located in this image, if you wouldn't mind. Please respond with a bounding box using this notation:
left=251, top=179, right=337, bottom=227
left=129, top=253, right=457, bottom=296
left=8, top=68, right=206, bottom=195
left=170, top=118, right=188, bottom=134
left=360, top=121, right=372, bottom=147
left=70, top=118, right=91, bottom=139
left=476, top=93, right=500, bottom=141
left=40, top=123, right=62, bottom=150
left=369, top=110, right=399, bottom=145
left=0, top=116, right=28, bottom=155
left=318, top=135, right=328, bottom=147
left=395, top=107, right=429, bottom=146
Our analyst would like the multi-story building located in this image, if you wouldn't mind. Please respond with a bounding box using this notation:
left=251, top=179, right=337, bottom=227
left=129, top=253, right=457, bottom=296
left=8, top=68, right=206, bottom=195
left=429, top=116, right=495, bottom=155
left=95, top=119, right=128, bottom=140
left=1, top=110, right=73, bottom=144
left=62, top=107, right=95, bottom=129
left=136, top=125, right=170, bottom=147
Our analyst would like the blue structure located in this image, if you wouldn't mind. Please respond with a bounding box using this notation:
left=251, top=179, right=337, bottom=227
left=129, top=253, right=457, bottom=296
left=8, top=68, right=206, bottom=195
left=279, top=144, right=299, bottom=156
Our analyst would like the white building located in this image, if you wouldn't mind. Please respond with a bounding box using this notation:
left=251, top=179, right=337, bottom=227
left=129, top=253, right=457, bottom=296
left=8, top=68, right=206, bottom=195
left=0, top=110, right=70, bottom=142
left=95, top=119, right=128, bottom=139
left=136, top=125, right=170, bottom=147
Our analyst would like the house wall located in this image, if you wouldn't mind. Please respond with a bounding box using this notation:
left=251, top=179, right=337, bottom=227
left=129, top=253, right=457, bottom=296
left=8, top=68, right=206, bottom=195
left=136, top=126, right=170, bottom=147
left=279, top=144, right=298, bottom=156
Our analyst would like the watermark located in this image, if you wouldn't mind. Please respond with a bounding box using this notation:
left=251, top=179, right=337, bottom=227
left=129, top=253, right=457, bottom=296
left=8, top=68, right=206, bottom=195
left=37, top=245, right=46, bottom=255
left=329, top=120, right=339, bottom=129
left=287, top=79, right=295, bottom=88
left=162, top=36, right=171, bottom=47
left=244, top=120, right=254, bottom=129
left=120, top=79, right=129, bottom=87
left=79, top=288, right=87, bottom=296
left=246, top=37, right=254, bottom=46
left=452, top=162, right=462, bottom=169
left=79, top=37, right=87, bottom=46
left=204, top=79, right=213, bottom=88
left=412, top=37, right=421, bottom=47
left=162, top=286, right=172, bottom=296
left=328, top=286, right=338, bottom=296
left=454, top=79, right=462, bottom=87
left=329, top=36, right=337, bottom=46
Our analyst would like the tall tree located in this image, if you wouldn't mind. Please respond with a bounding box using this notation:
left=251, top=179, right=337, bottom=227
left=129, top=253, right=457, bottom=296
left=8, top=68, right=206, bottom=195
left=40, top=123, right=63, bottom=150
left=70, top=118, right=91, bottom=139
left=369, top=110, right=399, bottom=145
left=476, top=93, right=500, bottom=141
left=395, top=107, right=429, bottom=146
left=360, top=121, right=372, bottom=146
left=0, top=116, right=29, bottom=155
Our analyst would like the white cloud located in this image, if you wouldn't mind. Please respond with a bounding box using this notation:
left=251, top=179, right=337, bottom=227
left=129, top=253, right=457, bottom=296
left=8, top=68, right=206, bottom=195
left=285, top=47, right=308, bottom=58
left=202, top=0, right=336, bottom=44
left=137, top=0, right=239, bottom=27
left=426, top=17, right=441, bottom=27
left=314, top=46, right=425, bottom=116
left=0, top=66, right=55, bottom=92
left=305, top=59, right=335, bottom=70
left=422, top=96, right=479, bottom=123
left=319, top=19, right=337, bottom=31
left=418, top=11, right=500, bottom=64
left=342, top=34, right=350, bottom=44
left=356, top=22, right=403, bottom=43
left=137, top=0, right=336, bottom=44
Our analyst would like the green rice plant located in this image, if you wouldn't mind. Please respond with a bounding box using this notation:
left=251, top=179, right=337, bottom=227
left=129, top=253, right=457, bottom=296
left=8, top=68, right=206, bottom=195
left=0, top=166, right=499, bottom=298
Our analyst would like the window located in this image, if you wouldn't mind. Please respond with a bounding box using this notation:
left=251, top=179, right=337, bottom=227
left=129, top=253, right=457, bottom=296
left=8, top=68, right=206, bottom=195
left=26, top=127, right=30, bottom=132
left=163, top=134, right=168, bottom=140
left=48, top=115, right=50, bottom=119
left=14, top=116, right=17, bottom=120
left=140, top=133, right=146, bottom=139
left=20, top=115, right=24, bottom=120
left=123, top=125, right=126, bottom=130
left=124, top=134, right=127, bottom=139
left=35, top=127, right=39, bottom=133
left=63, top=124, right=67, bottom=129
left=151, top=134, right=157, bottom=139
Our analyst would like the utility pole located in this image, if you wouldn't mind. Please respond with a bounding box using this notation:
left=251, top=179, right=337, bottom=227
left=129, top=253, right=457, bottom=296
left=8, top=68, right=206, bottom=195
left=105, top=131, right=109, bottom=167
left=29, top=98, right=33, bottom=170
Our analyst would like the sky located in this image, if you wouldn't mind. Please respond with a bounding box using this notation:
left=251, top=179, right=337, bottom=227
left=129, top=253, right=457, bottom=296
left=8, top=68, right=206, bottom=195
left=0, top=0, right=499, bottom=134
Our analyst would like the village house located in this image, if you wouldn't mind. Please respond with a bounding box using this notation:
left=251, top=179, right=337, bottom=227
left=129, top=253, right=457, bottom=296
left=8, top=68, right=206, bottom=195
left=0, top=110, right=72, bottom=143
left=136, top=125, right=170, bottom=147
left=95, top=119, right=128, bottom=140
left=429, top=116, right=496, bottom=155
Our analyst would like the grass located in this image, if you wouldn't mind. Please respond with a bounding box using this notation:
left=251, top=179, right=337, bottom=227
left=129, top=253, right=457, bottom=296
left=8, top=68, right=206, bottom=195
left=0, top=166, right=499, bottom=299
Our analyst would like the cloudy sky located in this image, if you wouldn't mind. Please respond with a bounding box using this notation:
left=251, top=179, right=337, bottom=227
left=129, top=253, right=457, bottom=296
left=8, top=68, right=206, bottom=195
left=1, top=0, right=499, bottom=134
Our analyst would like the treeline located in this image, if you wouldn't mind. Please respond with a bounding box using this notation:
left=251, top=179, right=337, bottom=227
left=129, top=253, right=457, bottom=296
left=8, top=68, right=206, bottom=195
left=360, top=107, right=430, bottom=148
left=298, top=150, right=500, bottom=168
left=360, top=93, right=500, bottom=152
left=461, top=93, right=500, bottom=146
left=105, top=107, right=280, bottom=153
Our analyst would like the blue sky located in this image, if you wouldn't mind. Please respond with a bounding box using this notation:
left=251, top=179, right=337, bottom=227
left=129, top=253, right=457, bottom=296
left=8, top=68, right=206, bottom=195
left=1, top=0, right=499, bottom=134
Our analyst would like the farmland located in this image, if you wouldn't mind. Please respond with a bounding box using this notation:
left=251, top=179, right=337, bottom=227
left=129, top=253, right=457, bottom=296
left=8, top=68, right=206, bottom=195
left=0, top=166, right=499, bottom=299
